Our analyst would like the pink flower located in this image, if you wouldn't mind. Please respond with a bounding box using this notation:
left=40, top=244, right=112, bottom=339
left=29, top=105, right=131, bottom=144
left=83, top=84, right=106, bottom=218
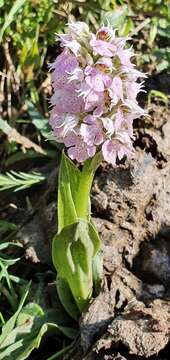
left=49, top=21, right=147, bottom=164
left=124, top=114, right=135, bottom=137
left=77, top=78, right=105, bottom=114
left=102, top=117, right=115, bottom=136
left=51, top=50, right=78, bottom=89
left=78, top=66, right=112, bottom=113
left=125, top=81, right=145, bottom=101
left=51, top=84, right=84, bottom=114
left=123, top=99, right=146, bottom=117
left=85, top=66, right=112, bottom=91
left=97, top=26, right=116, bottom=42
left=114, top=108, right=134, bottom=136
left=90, top=34, right=116, bottom=57
left=93, top=101, right=105, bottom=116
left=114, top=108, right=125, bottom=132
left=68, top=21, right=90, bottom=39
left=109, top=76, right=124, bottom=105
left=102, top=133, right=133, bottom=166
left=124, top=68, right=147, bottom=81
left=85, top=69, right=104, bottom=92
left=67, top=68, right=84, bottom=83
left=80, top=115, right=103, bottom=146
left=65, top=132, right=96, bottom=163
left=49, top=110, right=78, bottom=140
left=117, top=48, right=134, bottom=69
left=95, top=57, right=113, bottom=70
left=113, top=37, right=127, bottom=51
left=58, top=34, right=80, bottom=56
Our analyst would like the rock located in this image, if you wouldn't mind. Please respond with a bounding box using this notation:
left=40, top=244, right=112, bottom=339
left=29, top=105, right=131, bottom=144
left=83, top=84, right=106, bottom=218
left=96, top=300, right=170, bottom=358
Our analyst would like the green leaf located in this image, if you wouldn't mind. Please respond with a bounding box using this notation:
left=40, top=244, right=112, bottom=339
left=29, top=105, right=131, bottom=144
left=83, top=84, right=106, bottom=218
left=26, top=101, right=51, bottom=138
left=62, top=153, right=81, bottom=206
left=102, top=6, right=131, bottom=35
left=0, top=301, right=77, bottom=360
left=0, top=0, right=4, bottom=8
left=16, top=303, right=44, bottom=325
left=58, top=152, right=79, bottom=232
left=0, top=242, right=22, bottom=251
left=157, top=60, right=169, bottom=72
left=92, top=250, right=103, bottom=297
left=56, top=152, right=103, bottom=315
left=148, top=89, right=169, bottom=107
left=148, top=23, right=157, bottom=46
left=0, top=313, right=5, bottom=327
left=88, top=221, right=101, bottom=252
left=58, top=152, right=102, bottom=229
left=5, top=149, right=55, bottom=167
left=0, top=118, right=11, bottom=135
left=122, top=17, right=134, bottom=36
left=52, top=220, right=101, bottom=312
left=0, top=0, right=27, bottom=43
left=0, top=220, right=17, bottom=232
left=56, top=277, right=80, bottom=321
left=0, top=282, right=31, bottom=347
left=0, top=171, right=45, bottom=192
left=0, top=117, right=46, bottom=155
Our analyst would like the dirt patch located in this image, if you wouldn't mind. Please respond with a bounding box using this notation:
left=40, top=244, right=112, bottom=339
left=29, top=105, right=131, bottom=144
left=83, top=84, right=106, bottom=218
left=92, top=300, right=170, bottom=358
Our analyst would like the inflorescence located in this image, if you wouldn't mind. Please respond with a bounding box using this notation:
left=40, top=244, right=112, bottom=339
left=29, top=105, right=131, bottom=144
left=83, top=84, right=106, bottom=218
left=49, top=22, right=146, bottom=165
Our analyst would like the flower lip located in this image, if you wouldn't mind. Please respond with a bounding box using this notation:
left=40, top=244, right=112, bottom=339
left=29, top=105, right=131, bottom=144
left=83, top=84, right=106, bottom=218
left=80, top=115, right=104, bottom=146
left=90, top=34, right=116, bottom=57
left=65, top=132, right=96, bottom=163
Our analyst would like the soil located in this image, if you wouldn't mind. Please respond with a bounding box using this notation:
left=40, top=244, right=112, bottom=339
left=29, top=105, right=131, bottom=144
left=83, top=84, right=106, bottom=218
left=2, top=75, right=170, bottom=359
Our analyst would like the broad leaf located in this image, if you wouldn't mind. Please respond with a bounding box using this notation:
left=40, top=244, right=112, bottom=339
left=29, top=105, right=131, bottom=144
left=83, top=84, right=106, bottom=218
left=55, top=152, right=103, bottom=316
left=58, top=152, right=102, bottom=228
left=56, top=277, right=80, bottom=321
left=52, top=220, right=101, bottom=312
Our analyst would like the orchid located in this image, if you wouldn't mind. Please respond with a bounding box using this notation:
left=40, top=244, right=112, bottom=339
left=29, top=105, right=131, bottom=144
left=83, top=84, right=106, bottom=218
left=50, top=21, right=146, bottom=317
left=49, top=21, right=146, bottom=167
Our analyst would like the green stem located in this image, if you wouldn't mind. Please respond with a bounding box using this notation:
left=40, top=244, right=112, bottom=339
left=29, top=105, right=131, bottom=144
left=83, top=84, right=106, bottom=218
left=75, top=152, right=102, bottom=219
left=75, top=166, right=93, bottom=219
